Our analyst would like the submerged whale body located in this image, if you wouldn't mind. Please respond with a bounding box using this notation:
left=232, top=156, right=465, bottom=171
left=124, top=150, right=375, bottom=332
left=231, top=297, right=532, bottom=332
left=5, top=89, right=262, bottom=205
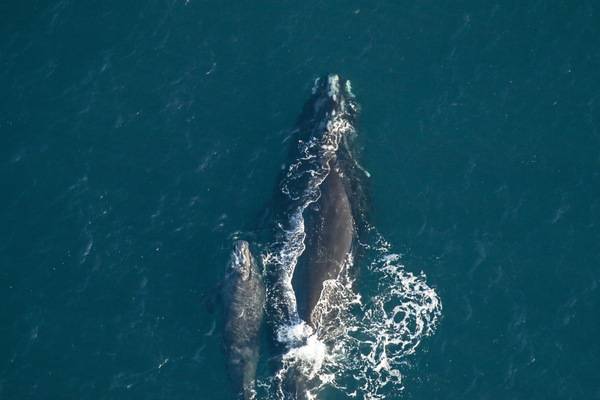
left=205, top=240, right=265, bottom=400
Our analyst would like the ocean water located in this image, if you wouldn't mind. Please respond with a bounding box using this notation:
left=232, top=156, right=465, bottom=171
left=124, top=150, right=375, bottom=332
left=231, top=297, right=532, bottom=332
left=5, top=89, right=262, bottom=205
left=1, top=1, right=599, bottom=399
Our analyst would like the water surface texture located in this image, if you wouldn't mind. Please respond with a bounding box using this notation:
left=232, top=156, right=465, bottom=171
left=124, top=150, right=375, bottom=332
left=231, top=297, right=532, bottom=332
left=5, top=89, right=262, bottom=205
left=1, top=1, right=599, bottom=399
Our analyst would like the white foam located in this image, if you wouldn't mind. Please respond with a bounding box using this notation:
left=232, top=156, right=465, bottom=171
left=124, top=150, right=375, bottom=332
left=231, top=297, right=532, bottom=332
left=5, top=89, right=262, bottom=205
left=283, top=334, right=327, bottom=379
left=276, top=320, right=313, bottom=347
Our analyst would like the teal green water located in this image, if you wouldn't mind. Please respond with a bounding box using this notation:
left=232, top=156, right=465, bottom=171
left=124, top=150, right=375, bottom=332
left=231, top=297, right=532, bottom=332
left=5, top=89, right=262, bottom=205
left=1, top=1, right=599, bottom=399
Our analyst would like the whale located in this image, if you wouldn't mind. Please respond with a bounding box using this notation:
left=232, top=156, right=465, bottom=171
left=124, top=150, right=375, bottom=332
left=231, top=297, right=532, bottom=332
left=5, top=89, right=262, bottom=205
left=205, top=240, right=266, bottom=400
left=260, top=74, right=370, bottom=399
left=270, top=74, right=367, bottom=329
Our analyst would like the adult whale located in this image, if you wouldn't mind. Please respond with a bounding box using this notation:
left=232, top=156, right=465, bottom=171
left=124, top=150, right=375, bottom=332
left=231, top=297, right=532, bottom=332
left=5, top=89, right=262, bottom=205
left=205, top=240, right=266, bottom=400
left=262, top=74, right=370, bottom=399
left=268, top=73, right=369, bottom=330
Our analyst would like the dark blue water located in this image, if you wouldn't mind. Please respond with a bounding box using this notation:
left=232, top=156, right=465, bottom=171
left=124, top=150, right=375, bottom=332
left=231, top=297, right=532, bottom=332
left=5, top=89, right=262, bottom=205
left=1, top=1, right=599, bottom=399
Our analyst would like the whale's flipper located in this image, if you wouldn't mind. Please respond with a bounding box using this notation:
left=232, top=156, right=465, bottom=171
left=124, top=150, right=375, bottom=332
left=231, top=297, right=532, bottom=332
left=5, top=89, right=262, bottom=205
left=203, top=280, right=224, bottom=314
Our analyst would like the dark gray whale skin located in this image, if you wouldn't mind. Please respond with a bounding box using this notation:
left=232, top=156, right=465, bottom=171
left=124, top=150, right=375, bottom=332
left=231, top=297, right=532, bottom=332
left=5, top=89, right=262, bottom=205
left=292, top=153, right=353, bottom=325
left=206, top=240, right=265, bottom=400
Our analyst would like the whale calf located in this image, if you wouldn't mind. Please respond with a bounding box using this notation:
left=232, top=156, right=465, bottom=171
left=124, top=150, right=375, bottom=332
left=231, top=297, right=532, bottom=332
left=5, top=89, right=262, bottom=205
left=206, top=240, right=265, bottom=400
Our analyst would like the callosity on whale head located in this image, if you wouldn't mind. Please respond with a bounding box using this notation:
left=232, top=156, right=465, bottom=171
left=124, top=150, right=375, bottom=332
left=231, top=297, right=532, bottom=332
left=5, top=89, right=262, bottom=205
left=228, top=240, right=254, bottom=281
left=311, top=74, right=355, bottom=113
left=292, top=74, right=359, bottom=146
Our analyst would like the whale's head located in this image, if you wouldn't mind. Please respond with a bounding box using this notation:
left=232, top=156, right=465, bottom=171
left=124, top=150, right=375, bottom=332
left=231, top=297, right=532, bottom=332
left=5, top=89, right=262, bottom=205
left=310, top=74, right=357, bottom=120
left=288, top=74, right=360, bottom=162
left=228, top=240, right=253, bottom=281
